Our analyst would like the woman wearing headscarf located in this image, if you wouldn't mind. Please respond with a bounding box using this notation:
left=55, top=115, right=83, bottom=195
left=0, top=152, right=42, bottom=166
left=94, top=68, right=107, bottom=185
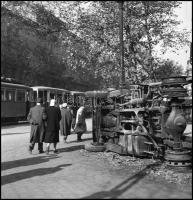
left=60, top=103, right=73, bottom=143
left=44, top=99, right=61, bottom=154
left=74, top=106, right=87, bottom=142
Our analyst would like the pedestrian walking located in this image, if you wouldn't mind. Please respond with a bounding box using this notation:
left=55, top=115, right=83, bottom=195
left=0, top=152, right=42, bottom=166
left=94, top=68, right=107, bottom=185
left=68, top=104, right=76, bottom=129
left=44, top=99, right=61, bottom=154
left=60, top=103, right=73, bottom=143
left=27, top=97, right=47, bottom=154
left=74, top=105, right=87, bottom=142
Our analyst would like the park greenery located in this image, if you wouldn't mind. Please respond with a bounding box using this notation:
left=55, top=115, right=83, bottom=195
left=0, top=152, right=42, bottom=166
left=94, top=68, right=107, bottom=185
left=1, top=1, right=191, bottom=90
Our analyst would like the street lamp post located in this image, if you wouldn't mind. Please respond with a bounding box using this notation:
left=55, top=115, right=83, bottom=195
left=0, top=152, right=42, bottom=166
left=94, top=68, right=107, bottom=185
left=118, top=1, right=125, bottom=92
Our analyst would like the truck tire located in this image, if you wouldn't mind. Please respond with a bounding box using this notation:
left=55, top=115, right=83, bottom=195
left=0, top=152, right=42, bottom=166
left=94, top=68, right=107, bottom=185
left=84, top=143, right=106, bottom=152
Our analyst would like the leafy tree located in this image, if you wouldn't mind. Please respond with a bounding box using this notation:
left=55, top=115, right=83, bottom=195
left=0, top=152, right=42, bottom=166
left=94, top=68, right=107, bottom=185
left=1, top=1, right=191, bottom=89
left=64, top=1, right=190, bottom=85
left=122, top=1, right=190, bottom=82
left=153, top=59, right=183, bottom=81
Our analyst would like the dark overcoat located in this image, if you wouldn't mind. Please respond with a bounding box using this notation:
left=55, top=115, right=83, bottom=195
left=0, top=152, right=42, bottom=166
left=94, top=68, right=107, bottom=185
left=60, top=108, right=73, bottom=137
left=44, top=106, right=61, bottom=143
left=27, top=105, right=47, bottom=143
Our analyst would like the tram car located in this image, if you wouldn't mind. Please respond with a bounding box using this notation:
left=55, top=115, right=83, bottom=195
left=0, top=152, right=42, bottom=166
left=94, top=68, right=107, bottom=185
left=31, top=86, right=70, bottom=107
left=1, top=81, right=33, bottom=123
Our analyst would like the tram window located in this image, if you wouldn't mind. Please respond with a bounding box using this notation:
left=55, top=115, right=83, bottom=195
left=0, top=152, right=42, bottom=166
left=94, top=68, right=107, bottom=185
left=67, top=95, right=72, bottom=104
left=63, top=94, right=68, bottom=103
left=17, top=90, right=25, bottom=102
left=74, top=96, right=78, bottom=105
left=143, top=85, right=149, bottom=95
left=26, top=91, right=31, bottom=101
left=38, top=91, right=43, bottom=98
left=134, top=91, right=140, bottom=98
left=43, top=91, right=47, bottom=102
left=57, top=94, right=62, bottom=104
left=29, top=91, right=34, bottom=101
left=79, top=96, right=84, bottom=105
left=1, top=89, right=5, bottom=101
left=50, top=93, right=55, bottom=99
left=6, top=90, right=15, bottom=101
left=33, top=91, right=37, bottom=102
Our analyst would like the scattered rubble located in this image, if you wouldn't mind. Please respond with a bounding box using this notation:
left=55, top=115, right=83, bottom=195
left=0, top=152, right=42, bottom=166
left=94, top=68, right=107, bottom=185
left=80, top=149, right=192, bottom=186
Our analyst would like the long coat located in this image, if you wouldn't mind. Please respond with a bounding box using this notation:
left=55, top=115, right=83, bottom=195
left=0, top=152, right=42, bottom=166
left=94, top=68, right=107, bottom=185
left=74, top=106, right=87, bottom=134
left=60, top=108, right=73, bottom=137
left=44, top=106, right=61, bottom=143
left=27, top=105, right=47, bottom=143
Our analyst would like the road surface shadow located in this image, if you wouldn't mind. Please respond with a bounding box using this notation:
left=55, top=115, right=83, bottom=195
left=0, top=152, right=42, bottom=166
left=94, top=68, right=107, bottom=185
left=1, top=164, right=72, bottom=185
left=81, top=162, right=161, bottom=199
left=1, top=123, right=30, bottom=129
left=2, top=132, right=29, bottom=136
left=58, top=145, right=85, bottom=153
left=1, top=155, right=59, bottom=171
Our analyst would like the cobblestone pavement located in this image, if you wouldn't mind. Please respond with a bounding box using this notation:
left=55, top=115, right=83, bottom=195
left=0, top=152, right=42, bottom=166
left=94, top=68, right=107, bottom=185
left=1, top=120, right=192, bottom=199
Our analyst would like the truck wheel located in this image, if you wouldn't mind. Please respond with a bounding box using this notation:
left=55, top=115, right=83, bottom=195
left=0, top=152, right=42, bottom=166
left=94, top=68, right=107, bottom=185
left=84, top=143, right=106, bottom=152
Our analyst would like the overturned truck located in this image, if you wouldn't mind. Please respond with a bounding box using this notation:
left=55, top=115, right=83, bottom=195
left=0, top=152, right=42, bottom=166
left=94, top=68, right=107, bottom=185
left=85, top=76, right=192, bottom=167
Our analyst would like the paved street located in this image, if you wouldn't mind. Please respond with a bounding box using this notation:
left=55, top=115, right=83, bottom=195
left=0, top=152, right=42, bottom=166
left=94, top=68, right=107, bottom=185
left=1, top=119, right=192, bottom=199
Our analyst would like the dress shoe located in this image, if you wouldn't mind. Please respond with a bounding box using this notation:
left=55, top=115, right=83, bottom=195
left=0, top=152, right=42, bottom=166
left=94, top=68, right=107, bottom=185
left=28, top=147, right=32, bottom=154
left=63, top=140, right=68, bottom=144
left=54, top=149, right=59, bottom=153
left=46, top=147, right=49, bottom=154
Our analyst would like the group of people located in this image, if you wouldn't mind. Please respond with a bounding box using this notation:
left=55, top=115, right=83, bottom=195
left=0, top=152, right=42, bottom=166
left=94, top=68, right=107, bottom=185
left=27, top=98, right=87, bottom=154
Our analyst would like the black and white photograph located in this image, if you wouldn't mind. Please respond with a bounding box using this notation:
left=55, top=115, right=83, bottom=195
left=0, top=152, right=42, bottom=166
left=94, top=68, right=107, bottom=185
left=1, top=1, right=192, bottom=199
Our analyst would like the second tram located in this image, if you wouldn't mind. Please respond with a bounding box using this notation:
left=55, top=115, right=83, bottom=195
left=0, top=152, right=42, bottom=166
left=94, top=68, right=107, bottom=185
left=1, top=81, right=33, bottom=122
left=31, top=86, right=70, bottom=107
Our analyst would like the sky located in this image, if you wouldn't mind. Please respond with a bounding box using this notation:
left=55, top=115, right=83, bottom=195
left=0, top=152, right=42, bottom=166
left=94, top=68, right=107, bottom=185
left=160, top=1, right=192, bottom=71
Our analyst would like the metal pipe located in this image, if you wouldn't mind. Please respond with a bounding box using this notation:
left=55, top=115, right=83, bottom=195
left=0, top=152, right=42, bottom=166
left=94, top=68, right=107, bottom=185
left=119, top=1, right=125, bottom=92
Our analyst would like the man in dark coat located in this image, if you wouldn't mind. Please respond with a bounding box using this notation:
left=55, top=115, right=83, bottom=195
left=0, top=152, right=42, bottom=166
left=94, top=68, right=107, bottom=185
left=44, top=99, right=61, bottom=154
left=27, top=98, right=47, bottom=154
left=60, top=103, right=73, bottom=143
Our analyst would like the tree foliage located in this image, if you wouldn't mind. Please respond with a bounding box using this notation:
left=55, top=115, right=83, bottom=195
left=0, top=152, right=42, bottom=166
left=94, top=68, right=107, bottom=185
left=1, top=1, right=191, bottom=89
left=153, top=59, right=183, bottom=81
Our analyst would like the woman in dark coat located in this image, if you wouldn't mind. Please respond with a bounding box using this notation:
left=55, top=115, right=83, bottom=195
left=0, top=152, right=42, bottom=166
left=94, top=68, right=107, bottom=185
left=60, top=103, right=73, bottom=143
left=44, top=99, right=61, bottom=154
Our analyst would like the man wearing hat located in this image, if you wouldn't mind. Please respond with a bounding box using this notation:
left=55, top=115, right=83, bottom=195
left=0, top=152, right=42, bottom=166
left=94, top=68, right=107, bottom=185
left=27, top=97, right=47, bottom=154
left=60, top=102, right=73, bottom=143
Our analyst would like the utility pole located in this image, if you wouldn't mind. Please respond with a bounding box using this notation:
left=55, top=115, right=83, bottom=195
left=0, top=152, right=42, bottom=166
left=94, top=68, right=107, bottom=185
left=118, top=1, right=126, bottom=93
